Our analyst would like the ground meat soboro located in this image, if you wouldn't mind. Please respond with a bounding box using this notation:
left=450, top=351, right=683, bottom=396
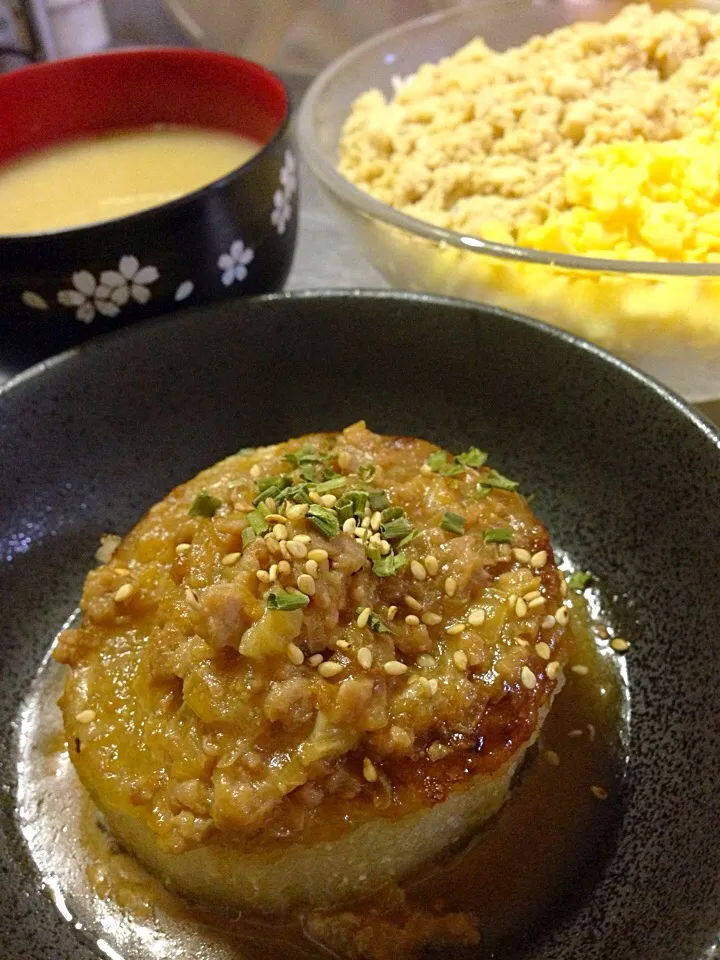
left=55, top=423, right=571, bottom=914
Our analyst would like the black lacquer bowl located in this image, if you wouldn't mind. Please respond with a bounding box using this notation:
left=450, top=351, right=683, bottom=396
left=1, top=291, right=719, bottom=960
left=0, top=48, right=297, bottom=351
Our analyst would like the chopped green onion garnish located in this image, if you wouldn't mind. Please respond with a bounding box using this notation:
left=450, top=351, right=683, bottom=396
left=441, top=511, right=466, bottom=535
left=457, top=447, right=488, bottom=468
left=189, top=491, right=222, bottom=518
left=335, top=499, right=354, bottom=525
left=357, top=463, right=376, bottom=482
left=381, top=516, right=414, bottom=540
left=283, top=444, right=324, bottom=468
left=398, top=529, right=421, bottom=548
left=381, top=506, right=404, bottom=522
left=426, top=451, right=464, bottom=477
left=356, top=607, right=392, bottom=634
left=307, top=505, right=340, bottom=539
left=267, top=588, right=310, bottom=611
left=253, top=484, right=281, bottom=506
left=568, top=571, right=592, bottom=591
left=370, top=550, right=407, bottom=577
left=256, top=502, right=270, bottom=518
left=484, top=527, right=513, bottom=544
left=368, top=490, right=391, bottom=511
left=247, top=510, right=269, bottom=535
left=316, top=476, right=346, bottom=493
left=276, top=483, right=312, bottom=505
left=476, top=469, right=519, bottom=495
left=242, top=527, right=256, bottom=547
left=256, top=474, right=292, bottom=494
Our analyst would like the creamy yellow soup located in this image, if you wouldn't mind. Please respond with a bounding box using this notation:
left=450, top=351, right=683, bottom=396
left=0, top=125, right=261, bottom=235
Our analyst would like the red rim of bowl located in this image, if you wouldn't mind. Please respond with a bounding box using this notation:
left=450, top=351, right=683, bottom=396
left=0, top=47, right=290, bottom=241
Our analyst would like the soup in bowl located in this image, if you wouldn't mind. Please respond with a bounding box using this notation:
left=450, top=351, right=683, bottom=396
left=0, top=48, right=296, bottom=347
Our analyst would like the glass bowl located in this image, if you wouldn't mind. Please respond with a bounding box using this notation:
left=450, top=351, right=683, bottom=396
left=297, top=0, right=720, bottom=402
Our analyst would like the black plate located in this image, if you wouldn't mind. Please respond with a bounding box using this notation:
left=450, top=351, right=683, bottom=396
left=1, top=291, right=720, bottom=960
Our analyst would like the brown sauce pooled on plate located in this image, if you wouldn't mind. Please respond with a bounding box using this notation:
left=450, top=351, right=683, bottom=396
left=20, top=582, right=624, bottom=960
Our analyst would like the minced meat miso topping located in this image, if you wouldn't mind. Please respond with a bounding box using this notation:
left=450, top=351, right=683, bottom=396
left=55, top=423, right=570, bottom=853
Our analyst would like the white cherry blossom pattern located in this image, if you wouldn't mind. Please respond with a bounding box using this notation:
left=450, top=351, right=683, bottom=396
left=99, top=255, right=160, bottom=308
left=271, top=149, right=297, bottom=235
left=57, top=256, right=160, bottom=323
left=174, top=280, right=194, bottom=302
left=57, top=270, right=103, bottom=323
left=218, top=240, right=254, bottom=286
left=21, top=291, right=48, bottom=310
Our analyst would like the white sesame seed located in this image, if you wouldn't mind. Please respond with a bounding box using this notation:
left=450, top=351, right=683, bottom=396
left=521, top=665, right=537, bottom=689
left=185, top=586, right=200, bottom=608
left=297, top=573, right=316, bottom=596
left=544, top=750, right=560, bottom=767
left=368, top=532, right=382, bottom=546
left=419, top=677, right=432, bottom=696
left=249, top=464, right=261, bottom=478
left=336, top=639, right=350, bottom=650
left=571, top=664, right=589, bottom=675
left=445, top=622, right=465, bottom=636
left=416, top=657, right=437, bottom=675
left=535, top=641, right=551, bottom=660
left=75, top=709, right=96, bottom=723
left=528, top=596, right=546, bottom=609
left=337, top=450, right=351, bottom=470
left=318, top=661, right=343, bottom=678
left=379, top=540, right=392, bottom=555
left=264, top=514, right=285, bottom=524
left=363, top=757, right=378, bottom=782
left=370, top=511, right=382, bottom=531
left=355, top=527, right=369, bottom=541
left=384, top=660, right=408, bottom=676
left=175, top=543, right=191, bottom=555
left=271, top=524, right=287, bottom=541
left=531, top=550, right=548, bottom=569
left=357, top=647, right=373, bottom=670
left=320, top=494, right=337, bottom=508
left=286, top=503, right=308, bottom=520
left=256, top=569, right=270, bottom=583
left=405, top=614, right=420, bottom=626
left=279, top=540, right=291, bottom=561
left=515, top=597, right=528, bottom=617
left=287, top=540, right=308, bottom=559
left=305, top=559, right=319, bottom=578
left=508, top=594, right=518, bottom=608
left=307, top=654, right=323, bottom=667
left=356, top=607, right=371, bottom=628
left=422, top=612, right=443, bottom=626
left=560, top=578, right=568, bottom=597
left=361, top=516, right=371, bottom=529
left=287, top=643, right=304, bottom=665
left=546, top=660, right=561, bottom=680
left=555, top=606, right=569, bottom=626
left=444, top=576, right=457, bottom=597
left=222, top=552, right=241, bottom=566
left=264, top=497, right=277, bottom=513
left=268, top=563, right=279, bottom=582
left=591, top=785, right=608, bottom=800
left=404, top=594, right=422, bottom=611
left=363, top=505, right=372, bottom=517
left=541, top=615, right=556, bottom=630
left=342, top=517, right=356, bottom=535
left=467, top=609, right=486, bottom=627
left=386, top=605, right=398, bottom=621
left=114, top=583, right=136, bottom=603
left=428, top=678, right=439, bottom=695
left=411, top=560, right=427, bottom=581
left=513, top=548, right=532, bottom=564
left=278, top=560, right=291, bottom=575
left=307, top=548, right=328, bottom=562
left=309, top=490, right=322, bottom=504
left=610, top=638, right=630, bottom=652
left=523, top=590, right=542, bottom=601
left=453, top=650, right=468, bottom=671
left=265, top=537, right=280, bottom=555
left=516, top=639, right=530, bottom=647
left=424, top=555, right=439, bottom=576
